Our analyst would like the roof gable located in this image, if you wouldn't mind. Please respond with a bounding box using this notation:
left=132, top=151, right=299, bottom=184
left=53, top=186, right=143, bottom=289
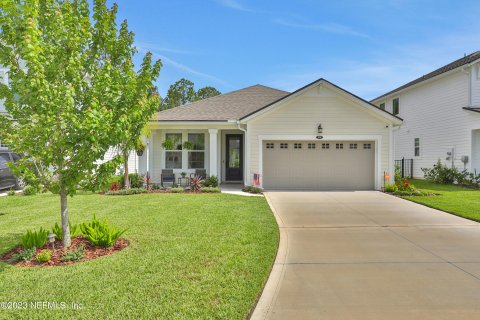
left=240, top=78, right=403, bottom=124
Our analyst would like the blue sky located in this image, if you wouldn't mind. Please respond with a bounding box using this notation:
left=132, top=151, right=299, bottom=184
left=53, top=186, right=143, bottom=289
left=113, top=0, right=480, bottom=100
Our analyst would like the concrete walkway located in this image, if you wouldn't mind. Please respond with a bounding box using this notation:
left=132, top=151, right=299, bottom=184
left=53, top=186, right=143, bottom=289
left=252, top=191, right=480, bottom=320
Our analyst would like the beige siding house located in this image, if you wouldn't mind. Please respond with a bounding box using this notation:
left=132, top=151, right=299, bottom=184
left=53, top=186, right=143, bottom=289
left=371, top=51, right=480, bottom=177
left=138, top=79, right=401, bottom=190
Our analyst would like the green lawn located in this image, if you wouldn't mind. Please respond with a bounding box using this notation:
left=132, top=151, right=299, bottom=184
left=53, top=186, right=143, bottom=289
left=404, top=179, right=480, bottom=221
left=0, top=193, right=279, bottom=319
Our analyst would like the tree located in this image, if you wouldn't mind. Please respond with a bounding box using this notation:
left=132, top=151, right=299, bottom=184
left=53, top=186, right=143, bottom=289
left=161, top=78, right=196, bottom=110
left=0, top=0, right=161, bottom=247
left=160, top=78, right=221, bottom=109
left=195, top=86, right=221, bottom=101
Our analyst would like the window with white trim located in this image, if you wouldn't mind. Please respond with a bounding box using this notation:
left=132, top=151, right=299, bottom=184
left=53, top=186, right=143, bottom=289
left=414, top=138, right=420, bottom=157
left=393, top=98, right=400, bottom=115
left=308, top=143, right=316, bottom=149
left=266, top=142, right=274, bottom=149
left=165, top=133, right=182, bottom=169
left=321, top=143, right=330, bottom=149
left=336, top=143, right=344, bottom=149
left=187, top=133, right=205, bottom=169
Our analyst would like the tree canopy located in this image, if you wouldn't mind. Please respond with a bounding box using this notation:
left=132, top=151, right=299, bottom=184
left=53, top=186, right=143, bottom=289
left=161, top=78, right=221, bottom=109
left=0, top=0, right=161, bottom=246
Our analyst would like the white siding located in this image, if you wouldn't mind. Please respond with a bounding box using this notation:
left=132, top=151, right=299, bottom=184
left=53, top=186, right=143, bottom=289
left=377, top=70, right=480, bottom=177
left=102, top=147, right=138, bottom=174
left=247, top=84, right=393, bottom=190
left=472, top=63, right=480, bottom=106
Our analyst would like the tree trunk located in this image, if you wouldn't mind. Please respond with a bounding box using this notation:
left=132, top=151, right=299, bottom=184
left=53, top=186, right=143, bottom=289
left=60, top=188, right=71, bottom=247
left=123, top=150, right=130, bottom=189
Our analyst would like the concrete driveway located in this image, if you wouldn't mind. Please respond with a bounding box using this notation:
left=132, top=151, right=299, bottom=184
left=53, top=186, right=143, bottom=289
left=253, top=191, right=480, bottom=320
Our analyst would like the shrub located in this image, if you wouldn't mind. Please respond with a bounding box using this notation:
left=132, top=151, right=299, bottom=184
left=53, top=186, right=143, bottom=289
left=200, top=187, right=221, bottom=193
left=105, top=188, right=148, bottom=195
left=7, top=188, right=15, bottom=196
left=171, top=187, right=184, bottom=193
left=243, top=186, right=263, bottom=194
left=80, top=216, right=126, bottom=248
left=52, top=222, right=81, bottom=241
left=36, top=249, right=52, bottom=263
left=203, top=175, right=219, bottom=188
left=10, top=247, right=36, bottom=263
left=190, top=175, right=204, bottom=192
left=21, top=228, right=48, bottom=249
left=384, top=184, right=398, bottom=193
left=61, top=244, right=85, bottom=262
left=120, top=173, right=143, bottom=189
left=422, top=160, right=456, bottom=184
left=393, top=189, right=430, bottom=196
left=23, top=185, right=37, bottom=196
left=109, top=182, right=121, bottom=191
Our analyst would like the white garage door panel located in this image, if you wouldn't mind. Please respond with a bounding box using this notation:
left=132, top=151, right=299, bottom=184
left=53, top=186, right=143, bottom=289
left=262, top=141, right=375, bottom=190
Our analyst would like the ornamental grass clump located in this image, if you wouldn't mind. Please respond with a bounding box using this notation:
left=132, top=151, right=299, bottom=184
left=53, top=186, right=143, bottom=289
left=80, top=216, right=126, bottom=248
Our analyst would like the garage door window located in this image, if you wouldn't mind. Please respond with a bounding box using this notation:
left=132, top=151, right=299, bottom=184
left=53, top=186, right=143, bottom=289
left=308, top=143, right=316, bottom=149
left=350, top=143, right=357, bottom=149
left=322, top=143, right=330, bottom=149
left=294, top=143, right=302, bottom=149
left=363, top=143, right=372, bottom=149
left=280, top=143, right=288, bottom=149
left=336, top=143, right=344, bottom=149
left=266, top=143, right=274, bottom=149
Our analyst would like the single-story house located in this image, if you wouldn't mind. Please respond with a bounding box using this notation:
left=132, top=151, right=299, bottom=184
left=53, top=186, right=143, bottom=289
left=136, top=78, right=402, bottom=190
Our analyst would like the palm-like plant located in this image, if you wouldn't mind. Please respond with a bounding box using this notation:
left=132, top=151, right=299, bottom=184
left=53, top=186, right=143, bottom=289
left=190, top=175, right=204, bottom=192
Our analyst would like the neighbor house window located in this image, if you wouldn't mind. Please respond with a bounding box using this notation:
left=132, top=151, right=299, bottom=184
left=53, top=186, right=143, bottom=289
left=165, top=133, right=182, bottom=169
left=392, top=98, right=399, bottom=115
left=414, top=138, right=420, bottom=157
left=379, top=103, right=385, bottom=110
left=188, top=133, right=205, bottom=169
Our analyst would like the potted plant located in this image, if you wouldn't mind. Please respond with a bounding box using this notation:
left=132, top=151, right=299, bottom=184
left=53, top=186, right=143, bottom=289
left=161, top=138, right=175, bottom=150
left=181, top=172, right=187, bottom=178
left=135, top=140, right=146, bottom=156
left=182, top=141, right=195, bottom=150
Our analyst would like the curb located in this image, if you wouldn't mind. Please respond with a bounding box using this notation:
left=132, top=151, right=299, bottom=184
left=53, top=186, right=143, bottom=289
left=250, top=193, right=288, bottom=320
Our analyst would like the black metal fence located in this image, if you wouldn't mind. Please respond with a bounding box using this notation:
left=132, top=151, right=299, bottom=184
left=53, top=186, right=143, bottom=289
left=395, top=158, right=413, bottom=179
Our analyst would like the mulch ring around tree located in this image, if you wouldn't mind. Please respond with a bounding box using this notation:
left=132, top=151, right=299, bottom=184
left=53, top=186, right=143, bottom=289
left=0, top=237, right=129, bottom=267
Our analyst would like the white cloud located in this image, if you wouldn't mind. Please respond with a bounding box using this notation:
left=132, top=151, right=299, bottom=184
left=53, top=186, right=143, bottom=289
left=273, top=18, right=370, bottom=38
left=215, top=0, right=252, bottom=12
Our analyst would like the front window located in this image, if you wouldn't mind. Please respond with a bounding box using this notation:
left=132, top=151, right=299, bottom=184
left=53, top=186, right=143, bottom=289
left=414, top=138, right=420, bottom=157
left=165, top=151, right=182, bottom=169
left=165, top=133, right=182, bottom=150
left=188, top=133, right=205, bottom=169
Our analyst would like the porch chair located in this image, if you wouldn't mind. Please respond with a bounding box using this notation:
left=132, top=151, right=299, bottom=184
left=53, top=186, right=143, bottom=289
left=161, top=169, right=175, bottom=187
left=190, top=169, right=207, bottom=180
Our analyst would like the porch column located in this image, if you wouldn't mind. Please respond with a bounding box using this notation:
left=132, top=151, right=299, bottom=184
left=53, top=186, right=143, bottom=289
left=208, top=129, right=218, bottom=177
left=146, top=137, right=150, bottom=174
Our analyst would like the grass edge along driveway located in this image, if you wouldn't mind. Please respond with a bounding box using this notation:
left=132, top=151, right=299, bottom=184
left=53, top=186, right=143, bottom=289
left=404, top=179, right=480, bottom=222
left=0, top=192, right=279, bottom=319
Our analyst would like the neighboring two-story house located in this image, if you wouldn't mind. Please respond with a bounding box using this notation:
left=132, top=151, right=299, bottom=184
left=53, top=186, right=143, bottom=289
left=0, top=67, right=9, bottom=150
left=371, top=51, right=480, bottom=177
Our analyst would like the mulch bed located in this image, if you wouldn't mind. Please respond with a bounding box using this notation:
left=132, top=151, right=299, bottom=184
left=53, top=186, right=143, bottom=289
left=0, top=236, right=129, bottom=267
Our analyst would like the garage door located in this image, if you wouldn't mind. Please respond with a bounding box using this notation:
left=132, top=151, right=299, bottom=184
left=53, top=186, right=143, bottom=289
left=262, top=141, right=375, bottom=190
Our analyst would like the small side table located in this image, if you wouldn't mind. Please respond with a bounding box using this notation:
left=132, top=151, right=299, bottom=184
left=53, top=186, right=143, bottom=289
left=177, top=177, right=190, bottom=187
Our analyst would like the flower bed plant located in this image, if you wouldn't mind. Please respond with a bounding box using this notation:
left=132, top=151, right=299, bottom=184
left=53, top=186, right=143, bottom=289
left=105, top=188, right=148, bottom=196
left=242, top=186, right=263, bottom=194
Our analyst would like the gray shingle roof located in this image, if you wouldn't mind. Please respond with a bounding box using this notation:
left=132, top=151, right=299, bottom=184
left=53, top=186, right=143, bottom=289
left=372, top=51, right=480, bottom=101
left=154, top=85, right=289, bottom=121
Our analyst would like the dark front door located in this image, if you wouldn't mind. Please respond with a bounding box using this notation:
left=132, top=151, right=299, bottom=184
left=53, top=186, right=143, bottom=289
left=226, top=134, right=243, bottom=181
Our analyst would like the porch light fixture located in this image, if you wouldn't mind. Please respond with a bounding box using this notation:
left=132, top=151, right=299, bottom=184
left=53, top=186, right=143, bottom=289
left=317, top=124, right=323, bottom=134
left=48, top=233, right=56, bottom=250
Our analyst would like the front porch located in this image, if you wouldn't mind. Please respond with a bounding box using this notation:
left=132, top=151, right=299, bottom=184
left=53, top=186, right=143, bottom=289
left=138, top=124, right=248, bottom=186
